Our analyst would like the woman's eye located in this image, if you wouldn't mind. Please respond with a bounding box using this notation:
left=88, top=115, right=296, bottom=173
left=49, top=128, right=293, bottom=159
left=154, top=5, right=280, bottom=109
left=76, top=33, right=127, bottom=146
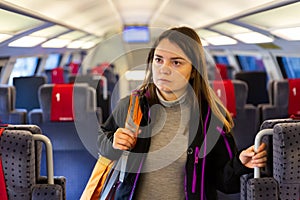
left=173, top=60, right=181, bottom=66
left=154, top=57, right=163, bottom=64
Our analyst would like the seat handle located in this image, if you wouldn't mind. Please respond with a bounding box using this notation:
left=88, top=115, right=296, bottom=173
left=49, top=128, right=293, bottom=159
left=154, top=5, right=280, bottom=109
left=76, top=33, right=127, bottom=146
left=254, top=128, right=273, bottom=178
left=33, top=134, right=54, bottom=184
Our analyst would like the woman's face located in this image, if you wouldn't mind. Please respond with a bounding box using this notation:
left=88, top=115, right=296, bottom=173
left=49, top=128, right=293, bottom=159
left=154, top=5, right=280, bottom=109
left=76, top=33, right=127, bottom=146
left=152, top=39, right=193, bottom=101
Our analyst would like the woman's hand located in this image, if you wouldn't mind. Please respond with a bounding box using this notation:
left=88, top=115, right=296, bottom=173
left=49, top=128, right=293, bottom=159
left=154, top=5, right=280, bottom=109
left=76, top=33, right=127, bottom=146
left=112, top=128, right=140, bottom=151
left=239, top=143, right=267, bottom=168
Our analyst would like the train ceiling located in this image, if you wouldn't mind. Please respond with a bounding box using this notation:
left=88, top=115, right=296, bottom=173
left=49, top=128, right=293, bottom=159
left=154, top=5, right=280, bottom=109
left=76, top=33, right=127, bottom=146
left=0, top=0, right=299, bottom=49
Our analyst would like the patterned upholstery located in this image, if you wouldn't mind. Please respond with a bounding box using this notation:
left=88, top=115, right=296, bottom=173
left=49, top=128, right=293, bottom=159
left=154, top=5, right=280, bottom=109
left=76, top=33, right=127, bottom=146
left=246, top=177, right=278, bottom=200
left=32, top=184, right=62, bottom=200
left=240, top=119, right=300, bottom=200
left=0, top=125, right=65, bottom=200
left=272, top=122, right=300, bottom=200
left=260, top=118, right=300, bottom=176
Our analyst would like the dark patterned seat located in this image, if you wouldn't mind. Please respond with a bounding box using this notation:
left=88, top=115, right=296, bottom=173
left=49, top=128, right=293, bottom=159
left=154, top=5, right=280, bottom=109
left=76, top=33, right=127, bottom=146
left=240, top=119, right=300, bottom=200
left=0, top=125, right=65, bottom=200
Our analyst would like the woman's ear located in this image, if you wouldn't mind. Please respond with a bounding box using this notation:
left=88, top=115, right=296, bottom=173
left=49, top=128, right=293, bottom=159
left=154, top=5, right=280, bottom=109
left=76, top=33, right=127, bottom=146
left=190, top=69, right=196, bottom=79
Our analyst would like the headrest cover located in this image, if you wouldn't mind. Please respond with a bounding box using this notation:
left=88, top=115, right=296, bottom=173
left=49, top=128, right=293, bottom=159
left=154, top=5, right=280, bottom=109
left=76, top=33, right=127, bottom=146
left=288, top=79, right=300, bottom=116
left=50, top=84, right=74, bottom=121
left=215, top=64, right=228, bottom=80
left=51, top=67, right=64, bottom=84
left=213, top=80, right=237, bottom=117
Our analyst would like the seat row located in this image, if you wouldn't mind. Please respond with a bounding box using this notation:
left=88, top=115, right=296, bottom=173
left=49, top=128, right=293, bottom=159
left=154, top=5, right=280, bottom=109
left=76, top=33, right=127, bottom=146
left=210, top=77, right=300, bottom=151
left=0, top=82, right=102, bottom=199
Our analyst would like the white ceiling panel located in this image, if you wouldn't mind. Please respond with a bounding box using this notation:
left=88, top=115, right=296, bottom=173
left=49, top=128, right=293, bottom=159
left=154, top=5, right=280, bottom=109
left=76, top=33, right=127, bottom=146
left=0, top=0, right=292, bottom=40
left=0, top=8, right=43, bottom=34
left=238, top=2, right=300, bottom=30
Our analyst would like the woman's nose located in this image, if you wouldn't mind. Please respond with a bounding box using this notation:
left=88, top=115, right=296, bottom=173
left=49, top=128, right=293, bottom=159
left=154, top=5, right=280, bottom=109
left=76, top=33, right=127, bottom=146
left=160, top=62, right=171, bottom=74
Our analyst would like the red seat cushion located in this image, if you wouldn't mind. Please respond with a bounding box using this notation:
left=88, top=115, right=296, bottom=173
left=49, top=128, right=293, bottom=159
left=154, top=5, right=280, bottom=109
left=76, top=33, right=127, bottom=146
left=213, top=80, right=237, bottom=117
left=50, top=84, right=74, bottom=121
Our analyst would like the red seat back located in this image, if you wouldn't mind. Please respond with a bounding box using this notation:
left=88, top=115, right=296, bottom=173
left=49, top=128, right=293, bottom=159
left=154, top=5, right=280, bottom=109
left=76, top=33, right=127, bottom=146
left=215, top=64, right=228, bottom=80
left=51, top=67, right=65, bottom=84
left=50, top=84, right=74, bottom=121
left=213, top=80, right=237, bottom=117
left=288, top=79, right=300, bottom=116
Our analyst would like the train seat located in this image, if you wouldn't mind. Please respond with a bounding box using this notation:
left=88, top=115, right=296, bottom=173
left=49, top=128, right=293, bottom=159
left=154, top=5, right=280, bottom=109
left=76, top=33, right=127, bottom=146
left=0, top=85, right=27, bottom=124
left=212, top=80, right=260, bottom=150
left=28, top=83, right=100, bottom=200
left=0, top=124, right=66, bottom=200
left=235, top=71, right=269, bottom=106
left=215, top=63, right=228, bottom=80
left=69, top=74, right=111, bottom=122
left=13, top=76, right=46, bottom=112
left=45, top=68, right=70, bottom=84
left=260, top=79, right=300, bottom=121
left=240, top=120, right=300, bottom=200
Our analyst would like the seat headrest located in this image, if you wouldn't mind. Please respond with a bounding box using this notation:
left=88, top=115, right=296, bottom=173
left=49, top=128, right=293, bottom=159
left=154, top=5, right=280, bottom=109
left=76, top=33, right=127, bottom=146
left=39, top=83, right=96, bottom=122
left=212, top=80, right=237, bottom=117
left=215, top=64, right=228, bottom=80
left=288, top=78, right=300, bottom=116
left=50, top=84, right=74, bottom=122
left=51, top=68, right=65, bottom=84
left=0, top=85, right=15, bottom=113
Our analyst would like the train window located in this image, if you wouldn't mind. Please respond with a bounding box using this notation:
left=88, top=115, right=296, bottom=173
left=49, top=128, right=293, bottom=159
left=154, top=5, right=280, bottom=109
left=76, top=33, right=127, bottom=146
left=44, top=53, right=62, bottom=70
left=276, top=56, right=300, bottom=78
left=236, top=55, right=266, bottom=71
left=213, top=55, right=230, bottom=65
left=8, top=57, right=38, bottom=85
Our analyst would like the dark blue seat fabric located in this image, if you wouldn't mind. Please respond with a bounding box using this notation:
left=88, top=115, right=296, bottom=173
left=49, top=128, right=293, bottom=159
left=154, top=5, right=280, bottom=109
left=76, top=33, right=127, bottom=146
left=13, top=76, right=46, bottom=112
left=235, top=71, right=269, bottom=106
left=29, top=83, right=100, bottom=200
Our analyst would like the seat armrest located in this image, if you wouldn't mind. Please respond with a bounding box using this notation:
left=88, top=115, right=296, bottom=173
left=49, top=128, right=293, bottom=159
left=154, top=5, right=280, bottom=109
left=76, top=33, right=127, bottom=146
left=37, top=176, right=66, bottom=200
left=9, top=109, right=27, bottom=123
left=32, top=184, right=63, bottom=200
left=29, top=109, right=43, bottom=124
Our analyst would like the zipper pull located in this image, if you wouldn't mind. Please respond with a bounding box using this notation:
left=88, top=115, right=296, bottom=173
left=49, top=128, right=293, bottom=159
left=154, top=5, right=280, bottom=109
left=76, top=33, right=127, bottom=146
left=194, top=147, right=199, bottom=164
left=192, top=146, right=199, bottom=193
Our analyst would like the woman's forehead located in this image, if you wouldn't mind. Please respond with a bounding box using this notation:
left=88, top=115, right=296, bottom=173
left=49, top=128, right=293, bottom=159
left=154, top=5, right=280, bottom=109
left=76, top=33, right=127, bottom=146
left=155, top=39, right=190, bottom=61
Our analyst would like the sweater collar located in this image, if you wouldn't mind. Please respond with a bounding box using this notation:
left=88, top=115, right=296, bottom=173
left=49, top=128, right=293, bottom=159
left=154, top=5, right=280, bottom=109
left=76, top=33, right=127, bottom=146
left=156, top=89, right=187, bottom=108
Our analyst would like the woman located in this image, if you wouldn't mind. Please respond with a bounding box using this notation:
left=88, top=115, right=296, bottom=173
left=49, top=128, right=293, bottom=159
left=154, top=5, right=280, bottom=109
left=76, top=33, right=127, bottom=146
left=98, top=26, right=267, bottom=199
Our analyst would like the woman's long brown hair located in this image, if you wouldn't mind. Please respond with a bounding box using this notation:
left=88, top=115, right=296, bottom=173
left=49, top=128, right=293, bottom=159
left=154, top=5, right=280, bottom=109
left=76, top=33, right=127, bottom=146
left=139, top=26, right=234, bottom=132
